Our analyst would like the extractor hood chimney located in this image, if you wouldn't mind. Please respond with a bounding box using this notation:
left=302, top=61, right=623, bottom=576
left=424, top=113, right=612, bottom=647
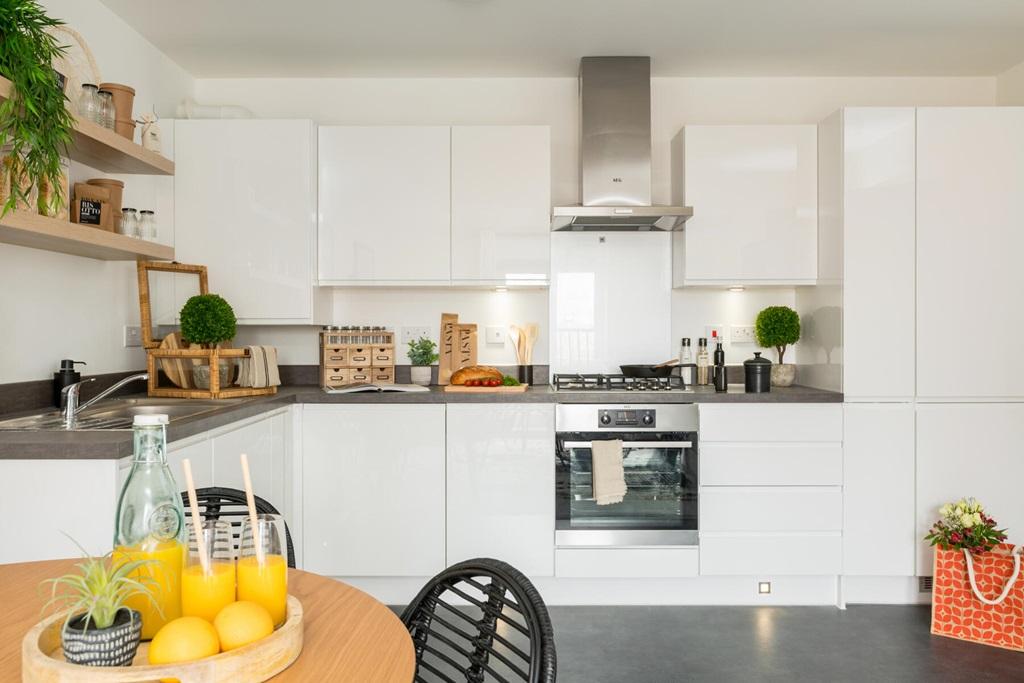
left=552, top=56, right=692, bottom=231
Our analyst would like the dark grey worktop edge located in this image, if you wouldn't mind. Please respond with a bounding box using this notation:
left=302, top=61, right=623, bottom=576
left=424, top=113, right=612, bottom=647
left=0, top=384, right=842, bottom=460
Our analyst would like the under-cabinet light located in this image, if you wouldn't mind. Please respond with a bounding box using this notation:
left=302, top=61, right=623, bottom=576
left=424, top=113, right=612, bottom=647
left=758, top=581, right=772, bottom=595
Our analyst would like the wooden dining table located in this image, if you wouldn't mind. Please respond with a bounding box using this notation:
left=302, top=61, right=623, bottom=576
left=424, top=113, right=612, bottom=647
left=0, top=559, right=416, bottom=682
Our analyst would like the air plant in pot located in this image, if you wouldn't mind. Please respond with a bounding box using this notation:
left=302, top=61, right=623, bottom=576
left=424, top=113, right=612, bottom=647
left=407, top=336, right=439, bottom=386
left=755, top=305, right=801, bottom=387
left=179, top=293, right=238, bottom=389
left=41, top=545, right=160, bottom=667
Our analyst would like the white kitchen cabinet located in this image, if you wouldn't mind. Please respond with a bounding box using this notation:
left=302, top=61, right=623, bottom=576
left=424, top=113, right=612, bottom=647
left=213, top=411, right=287, bottom=512
left=701, top=488, right=842, bottom=532
left=555, top=547, right=699, bottom=578
left=843, top=404, right=915, bottom=576
left=301, top=404, right=446, bottom=576
left=698, top=404, right=842, bottom=443
left=917, top=108, right=1024, bottom=399
left=165, top=437, right=214, bottom=492
left=318, top=126, right=451, bottom=284
left=672, top=125, right=817, bottom=286
left=446, top=404, right=555, bottom=576
left=701, top=534, right=841, bottom=576
left=701, top=444, right=842, bottom=487
left=450, top=126, right=550, bottom=284
left=842, top=108, right=916, bottom=401
left=174, top=120, right=327, bottom=323
left=916, top=404, right=1024, bottom=574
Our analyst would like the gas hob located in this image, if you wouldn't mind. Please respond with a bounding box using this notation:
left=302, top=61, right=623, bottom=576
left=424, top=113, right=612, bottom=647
left=552, top=373, right=692, bottom=392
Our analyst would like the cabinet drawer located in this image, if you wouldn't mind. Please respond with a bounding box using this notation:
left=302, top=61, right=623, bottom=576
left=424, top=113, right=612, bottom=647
left=371, top=347, right=394, bottom=366
left=322, top=367, right=350, bottom=386
left=348, top=367, right=372, bottom=383
left=555, top=547, right=699, bottom=578
left=322, top=346, right=348, bottom=366
left=700, top=533, right=842, bottom=575
left=701, top=487, right=842, bottom=532
left=370, top=366, right=395, bottom=384
left=348, top=347, right=371, bottom=365
left=699, top=404, right=842, bottom=442
left=701, top=444, right=842, bottom=486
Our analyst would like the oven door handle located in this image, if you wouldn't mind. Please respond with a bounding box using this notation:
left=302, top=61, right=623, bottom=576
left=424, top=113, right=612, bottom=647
left=561, top=441, right=693, bottom=449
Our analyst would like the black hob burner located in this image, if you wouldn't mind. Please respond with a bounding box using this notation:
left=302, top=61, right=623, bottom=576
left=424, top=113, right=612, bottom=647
left=552, top=373, right=689, bottom=392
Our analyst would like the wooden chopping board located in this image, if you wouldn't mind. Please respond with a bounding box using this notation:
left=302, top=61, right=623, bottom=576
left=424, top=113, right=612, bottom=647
left=443, top=384, right=529, bottom=393
left=158, top=331, right=192, bottom=388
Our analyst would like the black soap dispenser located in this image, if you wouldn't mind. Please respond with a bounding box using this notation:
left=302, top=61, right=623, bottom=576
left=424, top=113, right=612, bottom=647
left=53, top=360, right=86, bottom=407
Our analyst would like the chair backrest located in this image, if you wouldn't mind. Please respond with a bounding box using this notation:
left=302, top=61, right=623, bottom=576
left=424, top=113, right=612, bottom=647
left=179, top=486, right=296, bottom=568
left=400, top=558, right=557, bottom=683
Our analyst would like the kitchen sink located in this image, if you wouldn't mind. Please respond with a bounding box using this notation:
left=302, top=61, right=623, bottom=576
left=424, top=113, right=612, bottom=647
left=0, top=398, right=247, bottom=431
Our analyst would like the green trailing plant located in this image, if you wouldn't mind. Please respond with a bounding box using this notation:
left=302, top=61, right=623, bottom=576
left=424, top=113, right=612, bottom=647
left=755, top=305, right=801, bottom=365
left=179, top=294, right=237, bottom=346
left=40, top=539, right=160, bottom=631
left=407, top=336, right=439, bottom=366
left=0, top=0, right=75, bottom=216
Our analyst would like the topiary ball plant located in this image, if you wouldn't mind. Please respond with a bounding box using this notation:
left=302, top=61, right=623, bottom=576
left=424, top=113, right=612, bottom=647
left=179, top=294, right=236, bottom=347
left=755, top=305, right=800, bottom=365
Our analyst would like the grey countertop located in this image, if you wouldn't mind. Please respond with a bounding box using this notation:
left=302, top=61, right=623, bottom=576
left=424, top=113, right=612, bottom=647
left=0, top=383, right=841, bottom=460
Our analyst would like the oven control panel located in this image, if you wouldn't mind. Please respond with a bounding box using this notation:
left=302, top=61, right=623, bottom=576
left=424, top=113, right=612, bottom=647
left=598, top=409, right=655, bottom=428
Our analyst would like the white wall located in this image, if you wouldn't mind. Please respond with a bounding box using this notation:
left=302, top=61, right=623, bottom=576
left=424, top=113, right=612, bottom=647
left=0, top=0, right=192, bottom=384
left=196, top=75, right=992, bottom=372
left=997, top=61, right=1024, bottom=104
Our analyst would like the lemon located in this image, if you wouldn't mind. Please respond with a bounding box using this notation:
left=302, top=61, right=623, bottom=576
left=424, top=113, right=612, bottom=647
left=148, top=616, right=220, bottom=666
left=214, top=601, right=274, bottom=651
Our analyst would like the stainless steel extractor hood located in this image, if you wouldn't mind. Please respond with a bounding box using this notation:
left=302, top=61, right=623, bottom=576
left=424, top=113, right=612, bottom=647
left=552, top=57, right=692, bottom=232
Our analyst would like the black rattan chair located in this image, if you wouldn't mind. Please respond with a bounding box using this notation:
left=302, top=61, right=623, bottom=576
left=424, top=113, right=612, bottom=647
left=400, top=558, right=557, bottom=683
left=180, top=486, right=296, bottom=568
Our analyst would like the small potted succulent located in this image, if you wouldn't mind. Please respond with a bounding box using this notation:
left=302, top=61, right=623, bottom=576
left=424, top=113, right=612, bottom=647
left=41, top=547, right=159, bottom=667
left=179, top=293, right=238, bottom=388
left=407, top=336, right=439, bottom=386
left=755, top=305, right=800, bottom=387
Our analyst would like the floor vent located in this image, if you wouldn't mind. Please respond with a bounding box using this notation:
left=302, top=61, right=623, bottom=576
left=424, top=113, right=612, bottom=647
left=919, top=576, right=934, bottom=592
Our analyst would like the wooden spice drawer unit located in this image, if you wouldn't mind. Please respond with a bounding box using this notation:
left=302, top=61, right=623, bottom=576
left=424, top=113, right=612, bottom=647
left=369, top=366, right=395, bottom=383
left=347, top=347, right=372, bottom=365
left=323, top=368, right=350, bottom=387
left=322, top=346, right=349, bottom=366
left=370, top=346, right=394, bottom=367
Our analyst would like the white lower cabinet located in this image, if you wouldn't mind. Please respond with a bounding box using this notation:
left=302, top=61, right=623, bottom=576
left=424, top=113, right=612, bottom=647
left=165, top=438, right=214, bottom=491
left=700, top=534, right=842, bottom=576
left=843, top=404, right=915, bottom=576
left=301, top=404, right=446, bottom=576
left=212, top=411, right=287, bottom=514
left=916, top=403, right=1024, bottom=574
left=555, top=547, right=699, bottom=578
left=446, top=404, right=555, bottom=576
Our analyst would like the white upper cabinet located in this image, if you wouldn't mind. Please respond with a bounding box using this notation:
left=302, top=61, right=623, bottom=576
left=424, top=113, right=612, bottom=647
left=450, top=126, right=551, bottom=284
left=842, top=108, right=916, bottom=400
left=672, top=125, right=817, bottom=286
left=318, top=126, right=452, bottom=284
left=174, top=120, right=325, bottom=323
left=917, top=108, right=1024, bottom=399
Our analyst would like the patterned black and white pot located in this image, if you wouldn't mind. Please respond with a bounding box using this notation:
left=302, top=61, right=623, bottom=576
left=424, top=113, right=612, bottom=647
left=62, top=608, right=142, bottom=667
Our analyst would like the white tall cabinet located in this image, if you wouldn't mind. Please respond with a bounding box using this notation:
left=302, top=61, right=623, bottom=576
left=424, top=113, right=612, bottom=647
left=318, top=126, right=452, bottom=284
left=916, top=108, right=1024, bottom=400
left=174, top=120, right=326, bottom=323
left=672, top=125, right=817, bottom=286
left=450, top=126, right=551, bottom=283
left=445, top=404, right=555, bottom=576
left=300, top=404, right=446, bottom=576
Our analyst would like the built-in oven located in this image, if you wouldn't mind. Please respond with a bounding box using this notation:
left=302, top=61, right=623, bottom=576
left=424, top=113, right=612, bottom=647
left=555, top=403, right=698, bottom=547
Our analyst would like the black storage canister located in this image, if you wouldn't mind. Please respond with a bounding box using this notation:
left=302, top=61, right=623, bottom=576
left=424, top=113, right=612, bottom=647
left=744, top=352, right=772, bottom=393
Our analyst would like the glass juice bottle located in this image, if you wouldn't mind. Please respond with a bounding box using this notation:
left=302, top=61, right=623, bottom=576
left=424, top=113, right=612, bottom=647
left=113, top=414, right=185, bottom=639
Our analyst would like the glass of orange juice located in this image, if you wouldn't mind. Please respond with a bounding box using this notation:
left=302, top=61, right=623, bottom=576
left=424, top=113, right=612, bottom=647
left=181, top=519, right=236, bottom=623
left=237, top=514, right=288, bottom=627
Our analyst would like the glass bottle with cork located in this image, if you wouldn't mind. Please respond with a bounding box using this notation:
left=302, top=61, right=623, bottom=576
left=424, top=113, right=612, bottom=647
left=112, top=414, right=186, bottom=639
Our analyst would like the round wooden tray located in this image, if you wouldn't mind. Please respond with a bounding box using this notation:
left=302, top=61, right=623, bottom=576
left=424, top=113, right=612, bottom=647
left=23, top=596, right=303, bottom=683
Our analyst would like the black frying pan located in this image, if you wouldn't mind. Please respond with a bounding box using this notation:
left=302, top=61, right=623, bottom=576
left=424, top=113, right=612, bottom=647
left=620, top=360, right=680, bottom=378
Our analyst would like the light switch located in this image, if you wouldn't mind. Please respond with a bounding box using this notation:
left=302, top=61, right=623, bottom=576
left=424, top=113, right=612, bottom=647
left=485, top=326, right=505, bottom=345
left=123, top=325, right=142, bottom=348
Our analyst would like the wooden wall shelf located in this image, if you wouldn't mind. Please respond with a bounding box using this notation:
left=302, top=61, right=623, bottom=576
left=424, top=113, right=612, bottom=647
left=0, top=76, right=174, bottom=176
left=0, top=210, right=173, bottom=260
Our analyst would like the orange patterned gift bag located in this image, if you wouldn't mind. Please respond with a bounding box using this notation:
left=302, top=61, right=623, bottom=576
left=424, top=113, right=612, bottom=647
left=926, top=497, right=1022, bottom=651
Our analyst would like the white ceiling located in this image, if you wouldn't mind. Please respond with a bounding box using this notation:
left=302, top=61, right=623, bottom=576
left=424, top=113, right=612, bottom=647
left=98, top=0, right=1024, bottom=78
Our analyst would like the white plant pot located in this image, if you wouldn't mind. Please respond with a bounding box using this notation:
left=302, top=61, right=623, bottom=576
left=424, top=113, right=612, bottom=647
left=771, top=363, right=796, bottom=387
left=410, top=366, right=432, bottom=386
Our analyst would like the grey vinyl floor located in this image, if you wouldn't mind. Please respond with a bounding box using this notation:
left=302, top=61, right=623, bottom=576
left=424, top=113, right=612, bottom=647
left=395, top=605, right=1023, bottom=682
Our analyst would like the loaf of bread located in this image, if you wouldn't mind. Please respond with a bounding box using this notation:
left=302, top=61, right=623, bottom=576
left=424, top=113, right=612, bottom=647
left=450, top=365, right=503, bottom=385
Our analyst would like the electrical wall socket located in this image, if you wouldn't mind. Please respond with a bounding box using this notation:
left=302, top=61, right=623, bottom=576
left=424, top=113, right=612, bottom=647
left=401, top=326, right=432, bottom=344
left=485, top=326, right=505, bottom=345
left=705, top=324, right=725, bottom=342
left=123, top=325, right=142, bottom=348
left=731, top=325, right=756, bottom=344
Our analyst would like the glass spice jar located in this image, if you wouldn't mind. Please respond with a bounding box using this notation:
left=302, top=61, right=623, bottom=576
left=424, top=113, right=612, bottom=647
left=119, top=207, right=139, bottom=238
left=97, top=89, right=115, bottom=129
left=77, top=84, right=101, bottom=124
left=138, top=210, right=157, bottom=240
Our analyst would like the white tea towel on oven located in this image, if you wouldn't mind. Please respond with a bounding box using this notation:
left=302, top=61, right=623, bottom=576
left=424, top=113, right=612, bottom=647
left=238, top=345, right=281, bottom=388
left=592, top=439, right=627, bottom=505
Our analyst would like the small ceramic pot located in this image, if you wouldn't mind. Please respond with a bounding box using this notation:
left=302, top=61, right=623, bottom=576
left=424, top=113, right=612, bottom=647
left=193, top=359, right=235, bottom=389
left=62, top=608, right=142, bottom=667
left=410, top=365, right=432, bottom=386
left=771, top=363, right=796, bottom=387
